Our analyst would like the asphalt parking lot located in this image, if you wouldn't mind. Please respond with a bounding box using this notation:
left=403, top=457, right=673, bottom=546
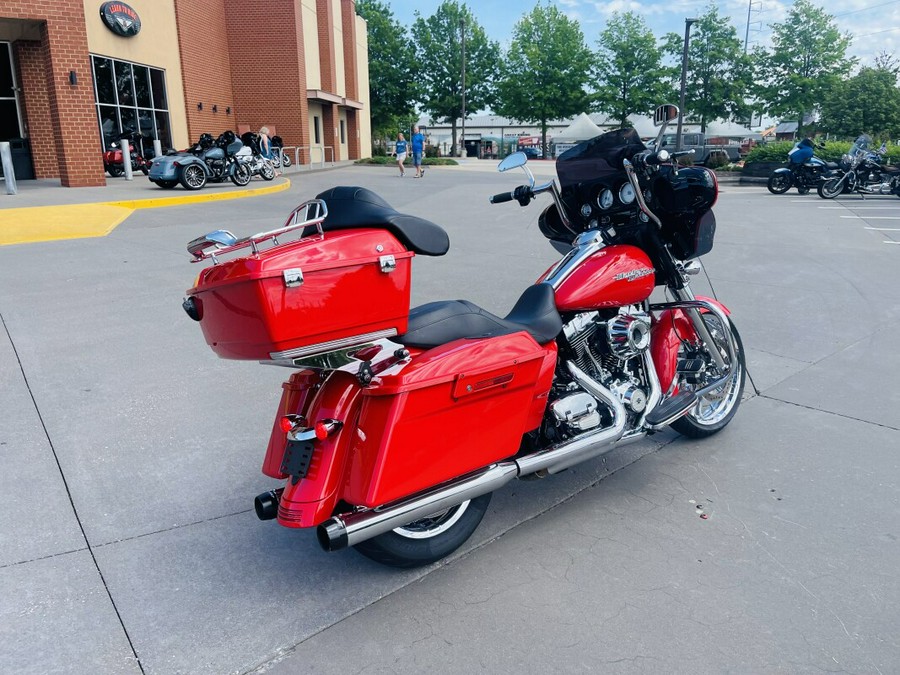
left=1, top=167, right=898, bottom=674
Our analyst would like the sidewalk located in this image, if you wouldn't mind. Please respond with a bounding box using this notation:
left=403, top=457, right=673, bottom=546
left=0, top=174, right=292, bottom=247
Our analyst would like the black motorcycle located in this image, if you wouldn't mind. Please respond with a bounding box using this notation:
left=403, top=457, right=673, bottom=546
left=149, top=131, right=251, bottom=190
left=818, top=135, right=900, bottom=199
left=767, top=139, right=837, bottom=195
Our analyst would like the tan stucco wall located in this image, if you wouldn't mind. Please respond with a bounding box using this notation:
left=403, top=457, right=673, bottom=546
left=83, top=0, right=189, bottom=149
left=355, top=14, right=371, bottom=158
left=308, top=101, right=324, bottom=163
left=338, top=108, right=347, bottom=160
left=301, top=0, right=321, bottom=91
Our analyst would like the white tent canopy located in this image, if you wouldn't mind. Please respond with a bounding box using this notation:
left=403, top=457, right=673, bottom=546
left=554, top=113, right=603, bottom=143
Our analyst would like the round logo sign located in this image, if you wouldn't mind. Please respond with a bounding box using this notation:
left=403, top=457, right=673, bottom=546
left=100, top=2, right=142, bottom=37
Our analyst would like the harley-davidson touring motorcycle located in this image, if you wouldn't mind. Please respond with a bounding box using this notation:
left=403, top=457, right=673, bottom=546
left=818, top=135, right=900, bottom=199
left=182, top=105, right=745, bottom=568
left=767, top=138, right=836, bottom=195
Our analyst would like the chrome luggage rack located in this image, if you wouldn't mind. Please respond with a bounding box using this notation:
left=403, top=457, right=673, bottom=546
left=187, top=199, right=329, bottom=264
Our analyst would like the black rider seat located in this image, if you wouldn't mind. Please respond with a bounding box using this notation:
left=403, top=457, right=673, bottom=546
left=400, top=283, right=563, bottom=349
left=316, top=186, right=449, bottom=256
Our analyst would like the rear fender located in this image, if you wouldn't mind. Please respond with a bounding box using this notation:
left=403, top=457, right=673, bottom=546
left=275, top=370, right=363, bottom=529
left=650, top=296, right=730, bottom=393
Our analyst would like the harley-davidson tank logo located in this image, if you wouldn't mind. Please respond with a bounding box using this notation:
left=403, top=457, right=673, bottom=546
left=100, top=2, right=142, bottom=37
left=614, top=268, right=654, bottom=282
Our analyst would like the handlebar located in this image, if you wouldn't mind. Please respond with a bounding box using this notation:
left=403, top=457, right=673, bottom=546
left=490, top=185, right=534, bottom=206
left=489, top=191, right=515, bottom=204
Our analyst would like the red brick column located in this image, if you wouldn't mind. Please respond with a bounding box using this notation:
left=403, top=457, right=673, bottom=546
left=340, top=0, right=358, bottom=101
left=221, top=0, right=311, bottom=162
left=14, top=41, right=56, bottom=179
left=316, top=0, right=336, bottom=93
left=346, top=109, right=361, bottom=160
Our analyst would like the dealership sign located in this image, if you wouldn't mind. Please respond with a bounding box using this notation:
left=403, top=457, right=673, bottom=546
left=100, top=2, right=142, bottom=37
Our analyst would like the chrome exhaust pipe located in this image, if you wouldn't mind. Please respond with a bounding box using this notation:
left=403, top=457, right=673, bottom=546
left=318, top=369, right=629, bottom=552
left=317, top=463, right=520, bottom=551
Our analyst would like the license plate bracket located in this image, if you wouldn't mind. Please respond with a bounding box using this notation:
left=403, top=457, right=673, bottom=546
left=280, top=439, right=314, bottom=485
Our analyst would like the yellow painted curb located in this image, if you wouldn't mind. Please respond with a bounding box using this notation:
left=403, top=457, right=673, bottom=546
left=0, top=204, right=134, bottom=246
left=107, top=177, right=291, bottom=210
left=0, top=178, right=290, bottom=247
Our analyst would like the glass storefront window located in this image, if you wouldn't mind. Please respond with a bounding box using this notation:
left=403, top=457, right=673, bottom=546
left=92, top=56, right=171, bottom=152
left=93, top=57, right=116, bottom=104
left=133, top=66, right=152, bottom=108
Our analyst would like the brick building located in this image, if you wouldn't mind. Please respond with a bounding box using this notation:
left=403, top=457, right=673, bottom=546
left=0, top=0, right=371, bottom=187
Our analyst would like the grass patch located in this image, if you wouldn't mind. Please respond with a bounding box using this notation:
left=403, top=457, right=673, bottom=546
left=355, top=156, right=459, bottom=166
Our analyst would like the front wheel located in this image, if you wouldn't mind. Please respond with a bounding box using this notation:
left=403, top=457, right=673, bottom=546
left=670, top=315, right=745, bottom=439
left=767, top=173, right=791, bottom=194
left=353, top=493, right=492, bottom=568
left=230, top=162, right=252, bottom=186
left=818, top=176, right=844, bottom=199
left=259, top=160, right=276, bottom=181
left=106, top=164, right=124, bottom=178
left=281, top=154, right=292, bottom=167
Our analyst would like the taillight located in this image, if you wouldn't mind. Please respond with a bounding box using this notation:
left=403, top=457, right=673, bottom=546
left=280, top=414, right=304, bottom=433
left=314, top=419, right=343, bottom=440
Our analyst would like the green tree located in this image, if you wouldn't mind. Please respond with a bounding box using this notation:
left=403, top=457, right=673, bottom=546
left=754, top=0, right=854, bottom=136
left=356, top=0, right=418, bottom=147
left=496, top=3, right=592, bottom=155
left=662, top=6, right=752, bottom=132
left=414, top=1, right=500, bottom=155
left=819, top=67, right=900, bottom=139
left=593, top=12, right=674, bottom=129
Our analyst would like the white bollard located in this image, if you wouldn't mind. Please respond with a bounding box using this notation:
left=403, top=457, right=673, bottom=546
left=153, top=139, right=162, bottom=158
left=1, top=142, right=17, bottom=195
left=121, top=137, right=133, bottom=181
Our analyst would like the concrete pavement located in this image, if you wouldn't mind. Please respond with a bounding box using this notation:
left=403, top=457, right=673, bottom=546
left=1, top=163, right=897, bottom=674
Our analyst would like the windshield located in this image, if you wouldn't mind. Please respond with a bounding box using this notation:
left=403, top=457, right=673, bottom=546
left=849, top=135, right=871, bottom=157
left=555, top=127, right=646, bottom=190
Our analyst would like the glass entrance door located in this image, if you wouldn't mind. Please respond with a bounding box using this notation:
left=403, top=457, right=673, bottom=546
left=0, top=41, right=24, bottom=141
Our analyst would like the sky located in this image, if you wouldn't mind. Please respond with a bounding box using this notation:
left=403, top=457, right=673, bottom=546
left=387, top=0, right=900, bottom=67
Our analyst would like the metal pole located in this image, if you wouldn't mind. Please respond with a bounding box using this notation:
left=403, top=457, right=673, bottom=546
left=676, top=18, right=698, bottom=152
left=153, top=139, right=162, bottom=158
left=1, top=142, right=17, bottom=195
left=121, top=137, right=133, bottom=181
left=460, top=17, right=466, bottom=158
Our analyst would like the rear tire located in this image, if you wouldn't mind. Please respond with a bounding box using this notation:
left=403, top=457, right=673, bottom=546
left=818, top=177, right=843, bottom=199
left=767, top=173, right=791, bottom=194
left=106, top=165, right=124, bottom=177
left=281, top=154, right=292, bottom=167
left=179, top=164, right=207, bottom=190
left=671, top=316, right=746, bottom=439
left=353, top=493, right=492, bottom=568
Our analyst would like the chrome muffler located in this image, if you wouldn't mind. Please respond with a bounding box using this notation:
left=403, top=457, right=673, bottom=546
left=317, top=364, right=628, bottom=552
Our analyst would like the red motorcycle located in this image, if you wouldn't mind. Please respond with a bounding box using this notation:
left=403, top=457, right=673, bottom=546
left=182, top=105, right=745, bottom=568
left=103, top=134, right=151, bottom=177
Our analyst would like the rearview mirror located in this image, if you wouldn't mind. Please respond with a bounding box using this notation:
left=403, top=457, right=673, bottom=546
left=498, top=152, right=527, bottom=172
left=654, top=105, right=679, bottom=126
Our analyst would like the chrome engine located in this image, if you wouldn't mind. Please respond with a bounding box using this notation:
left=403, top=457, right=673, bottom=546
left=547, top=307, right=652, bottom=439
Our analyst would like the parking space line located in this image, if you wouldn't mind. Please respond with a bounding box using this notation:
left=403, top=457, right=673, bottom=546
left=840, top=216, right=900, bottom=219
left=884, top=241, right=900, bottom=245
left=865, top=227, right=900, bottom=231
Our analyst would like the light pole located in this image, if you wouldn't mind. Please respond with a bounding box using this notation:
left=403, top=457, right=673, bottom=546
left=460, top=17, right=466, bottom=158
left=676, top=18, right=698, bottom=152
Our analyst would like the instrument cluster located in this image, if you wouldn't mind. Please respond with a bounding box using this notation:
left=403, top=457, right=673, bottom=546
left=570, top=178, right=650, bottom=231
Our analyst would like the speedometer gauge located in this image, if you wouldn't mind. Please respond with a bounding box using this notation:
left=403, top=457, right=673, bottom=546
left=597, top=189, right=614, bottom=210
left=619, top=183, right=636, bottom=204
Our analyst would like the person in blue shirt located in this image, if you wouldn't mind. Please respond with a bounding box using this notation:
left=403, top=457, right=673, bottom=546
left=395, top=132, right=408, bottom=177
left=411, top=125, right=426, bottom=178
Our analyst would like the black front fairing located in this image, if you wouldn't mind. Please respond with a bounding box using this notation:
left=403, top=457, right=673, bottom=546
left=553, top=128, right=647, bottom=234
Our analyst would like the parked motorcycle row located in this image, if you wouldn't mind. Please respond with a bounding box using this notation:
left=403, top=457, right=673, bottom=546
left=767, top=135, right=900, bottom=199
left=102, top=130, right=289, bottom=190
left=181, top=104, right=746, bottom=569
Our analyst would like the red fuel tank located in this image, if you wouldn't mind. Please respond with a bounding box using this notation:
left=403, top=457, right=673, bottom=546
left=545, top=244, right=655, bottom=311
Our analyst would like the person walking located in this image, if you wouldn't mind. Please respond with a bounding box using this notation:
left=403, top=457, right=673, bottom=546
left=411, top=125, right=426, bottom=178
left=395, top=132, right=408, bottom=177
